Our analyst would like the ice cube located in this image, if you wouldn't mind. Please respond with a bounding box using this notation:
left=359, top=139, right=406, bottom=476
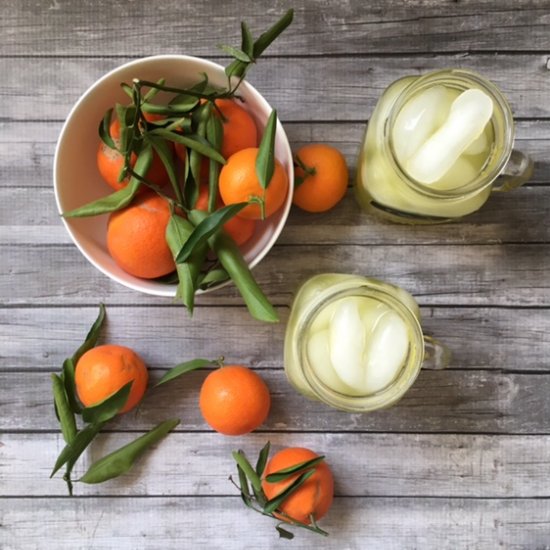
left=307, top=330, right=359, bottom=395
left=329, top=298, right=368, bottom=391
left=463, top=127, right=489, bottom=156
left=310, top=300, right=341, bottom=333
left=431, top=156, right=477, bottom=191
left=392, top=85, right=453, bottom=163
left=363, top=310, right=409, bottom=394
left=406, top=89, right=494, bottom=184
left=358, top=298, right=388, bottom=333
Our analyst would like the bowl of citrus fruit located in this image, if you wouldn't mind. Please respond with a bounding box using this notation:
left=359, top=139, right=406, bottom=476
left=54, top=18, right=293, bottom=322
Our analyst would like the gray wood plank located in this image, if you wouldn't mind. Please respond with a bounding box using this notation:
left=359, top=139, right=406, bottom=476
left=3, top=432, right=550, bottom=497
left=2, top=0, right=549, bottom=55
left=2, top=55, right=550, bottom=121
left=2, top=370, right=549, bottom=433
left=2, top=120, right=549, bottom=188
left=1, top=243, right=548, bottom=306
left=1, top=306, right=548, bottom=372
left=1, top=496, right=548, bottom=549
left=4, top=186, right=550, bottom=247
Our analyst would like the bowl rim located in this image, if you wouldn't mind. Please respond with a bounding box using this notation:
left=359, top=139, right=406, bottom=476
left=53, top=54, right=294, bottom=297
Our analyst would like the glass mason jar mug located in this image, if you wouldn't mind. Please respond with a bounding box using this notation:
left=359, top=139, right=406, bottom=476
left=284, top=274, right=450, bottom=413
left=355, top=69, right=534, bottom=223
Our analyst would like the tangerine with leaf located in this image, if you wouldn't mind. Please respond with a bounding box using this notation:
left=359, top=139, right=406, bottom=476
left=219, top=147, right=289, bottom=220
left=262, top=447, right=334, bottom=526
left=97, top=114, right=171, bottom=191
left=75, top=344, right=149, bottom=414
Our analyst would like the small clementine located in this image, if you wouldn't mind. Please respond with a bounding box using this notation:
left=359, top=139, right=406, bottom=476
left=75, top=344, right=148, bottom=414
left=262, top=447, right=334, bottom=525
left=199, top=365, right=270, bottom=435
left=219, top=147, right=289, bottom=220
left=292, top=144, right=348, bottom=212
left=106, top=192, right=175, bottom=279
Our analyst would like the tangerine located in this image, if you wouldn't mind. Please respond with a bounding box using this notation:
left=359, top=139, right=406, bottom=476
left=97, top=115, right=170, bottom=191
left=292, top=144, right=348, bottom=212
left=75, top=344, right=148, bottom=414
left=106, top=192, right=175, bottom=279
left=219, top=147, right=289, bottom=220
left=262, top=447, right=334, bottom=525
left=215, top=98, right=258, bottom=160
left=199, top=365, right=270, bottom=436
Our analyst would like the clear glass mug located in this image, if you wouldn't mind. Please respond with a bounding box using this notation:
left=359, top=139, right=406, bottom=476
left=283, top=274, right=450, bottom=413
left=355, top=69, right=534, bottom=224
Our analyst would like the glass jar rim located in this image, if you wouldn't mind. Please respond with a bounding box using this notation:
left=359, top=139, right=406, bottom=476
left=295, top=282, right=425, bottom=412
left=385, top=69, right=515, bottom=199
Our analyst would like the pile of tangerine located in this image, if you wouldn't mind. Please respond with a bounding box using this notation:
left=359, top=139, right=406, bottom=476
left=98, top=98, right=290, bottom=281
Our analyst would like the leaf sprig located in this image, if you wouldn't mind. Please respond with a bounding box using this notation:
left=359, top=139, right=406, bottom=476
left=230, top=442, right=329, bottom=539
left=61, top=11, right=293, bottom=324
left=51, top=304, right=181, bottom=494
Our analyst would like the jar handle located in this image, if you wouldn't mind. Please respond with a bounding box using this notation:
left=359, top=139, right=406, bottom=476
left=422, top=335, right=451, bottom=370
left=491, top=149, right=534, bottom=193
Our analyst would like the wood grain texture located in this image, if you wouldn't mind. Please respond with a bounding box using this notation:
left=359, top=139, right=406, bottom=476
left=1, top=243, right=548, bottom=306
left=2, top=120, right=549, bottom=188
left=1, top=497, right=549, bottom=550
left=1, top=0, right=549, bottom=56
left=3, top=186, right=550, bottom=247
left=3, top=432, right=550, bottom=497
left=3, top=1, right=550, bottom=548
left=1, top=305, right=548, bottom=372
left=2, top=369, right=549, bottom=434
left=2, top=55, right=550, bottom=122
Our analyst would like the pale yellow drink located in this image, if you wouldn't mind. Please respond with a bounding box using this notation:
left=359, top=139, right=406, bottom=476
left=355, top=70, right=532, bottom=223
left=284, top=274, right=448, bottom=412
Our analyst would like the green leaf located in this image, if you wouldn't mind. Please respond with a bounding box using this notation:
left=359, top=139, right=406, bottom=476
left=165, top=213, right=201, bottom=312
left=60, top=303, right=106, bottom=415
left=252, top=9, right=294, bottom=58
left=225, top=59, right=247, bottom=79
left=255, top=110, right=277, bottom=190
left=51, top=422, right=103, bottom=479
left=276, top=525, right=295, bottom=540
left=241, top=21, right=254, bottom=57
left=232, top=450, right=262, bottom=494
left=63, top=178, right=140, bottom=218
left=120, top=82, right=134, bottom=99
left=98, top=108, right=116, bottom=150
left=51, top=374, right=77, bottom=444
left=218, top=44, right=252, bottom=63
left=236, top=464, right=253, bottom=507
left=206, top=113, right=224, bottom=212
left=197, top=268, right=229, bottom=291
left=115, top=103, right=131, bottom=155
left=255, top=441, right=271, bottom=477
left=155, top=358, right=214, bottom=387
left=176, top=204, right=247, bottom=263
left=207, top=229, right=279, bottom=323
left=265, top=456, right=325, bottom=483
left=79, top=419, right=180, bottom=484
left=143, top=78, right=166, bottom=102
left=150, top=129, right=226, bottom=164
left=62, top=358, right=82, bottom=414
left=81, top=381, right=133, bottom=424
left=147, top=135, right=181, bottom=203
left=72, top=303, right=106, bottom=364
left=263, top=469, right=316, bottom=514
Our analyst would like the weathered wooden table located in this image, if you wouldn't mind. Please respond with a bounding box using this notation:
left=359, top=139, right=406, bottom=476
left=2, top=1, right=550, bottom=548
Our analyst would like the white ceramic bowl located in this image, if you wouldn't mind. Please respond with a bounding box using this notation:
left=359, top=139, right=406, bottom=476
left=54, top=55, right=294, bottom=296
